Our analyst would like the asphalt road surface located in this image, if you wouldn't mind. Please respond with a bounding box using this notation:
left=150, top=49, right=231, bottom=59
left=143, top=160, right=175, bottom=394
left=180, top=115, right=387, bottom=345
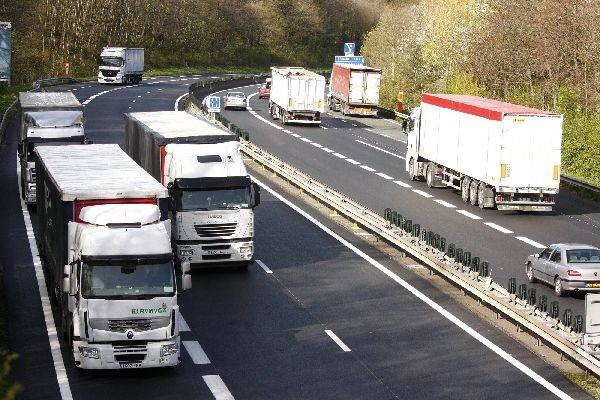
left=0, top=76, right=594, bottom=399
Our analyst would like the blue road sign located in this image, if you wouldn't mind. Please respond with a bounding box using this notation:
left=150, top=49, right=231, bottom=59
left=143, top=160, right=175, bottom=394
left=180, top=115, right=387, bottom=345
left=0, top=22, right=11, bottom=83
left=335, top=55, right=364, bottom=65
left=207, top=95, right=220, bottom=113
left=343, top=43, right=356, bottom=56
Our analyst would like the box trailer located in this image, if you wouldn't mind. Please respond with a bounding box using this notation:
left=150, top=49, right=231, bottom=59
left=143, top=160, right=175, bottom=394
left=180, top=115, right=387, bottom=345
left=328, top=63, right=381, bottom=116
left=35, top=144, right=190, bottom=369
left=269, top=67, right=326, bottom=125
left=124, top=111, right=260, bottom=268
left=406, top=94, right=563, bottom=212
left=98, top=47, right=144, bottom=84
left=17, top=92, right=86, bottom=204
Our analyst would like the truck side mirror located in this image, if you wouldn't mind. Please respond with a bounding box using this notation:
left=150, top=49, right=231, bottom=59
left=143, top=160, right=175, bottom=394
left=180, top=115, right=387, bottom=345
left=181, top=261, right=192, bottom=291
left=252, top=183, right=261, bottom=207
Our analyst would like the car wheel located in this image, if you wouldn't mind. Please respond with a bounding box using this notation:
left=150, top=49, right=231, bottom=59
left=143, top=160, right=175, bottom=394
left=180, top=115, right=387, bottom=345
left=461, top=178, right=471, bottom=203
left=554, top=277, right=566, bottom=297
left=526, top=263, right=537, bottom=283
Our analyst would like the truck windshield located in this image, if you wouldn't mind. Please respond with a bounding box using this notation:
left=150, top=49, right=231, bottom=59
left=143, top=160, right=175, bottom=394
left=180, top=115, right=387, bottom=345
left=100, top=57, right=123, bottom=67
left=81, top=261, right=174, bottom=299
left=176, top=187, right=250, bottom=211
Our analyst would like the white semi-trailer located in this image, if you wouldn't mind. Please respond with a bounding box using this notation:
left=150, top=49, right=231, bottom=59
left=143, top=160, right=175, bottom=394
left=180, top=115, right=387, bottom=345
left=124, top=111, right=260, bottom=268
left=98, top=47, right=144, bottom=84
left=406, top=94, right=563, bottom=211
left=269, top=67, right=326, bottom=125
left=17, top=92, right=86, bottom=204
left=35, top=144, right=191, bottom=369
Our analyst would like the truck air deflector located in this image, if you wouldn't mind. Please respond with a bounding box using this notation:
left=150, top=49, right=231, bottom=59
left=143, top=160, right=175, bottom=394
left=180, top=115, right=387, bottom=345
left=173, top=176, right=251, bottom=190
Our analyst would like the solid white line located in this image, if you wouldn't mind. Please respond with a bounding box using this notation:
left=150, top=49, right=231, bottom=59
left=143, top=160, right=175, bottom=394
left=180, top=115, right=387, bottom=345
left=456, top=209, right=483, bottom=220
left=375, top=172, right=394, bottom=180
left=242, top=92, right=284, bottom=131
left=311, top=143, right=323, bottom=148
left=283, top=129, right=293, bottom=134
left=250, top=175, right=573, bottom=400
left=412, top=189, right=434, bottom=198
left=484, top=222, right=514, bottom=234
left=434, top=199, right=456, bottom=208
left=333, top=153, right=347, bottom=159
left=203, top=375, right=235, bottom=400
left=355, top=139, right=405, bottom=160
left=515, top=236, right=546, bottom=249
left=346, top=158, right=361, bottom=165
left=300, top=138, right=312, bottom=143
left=17, top=161, right=73, bottom=400
left=322, top=147, right=335, bottom=153
left=360, top=165, right=376, bottom=172
left=325, top=330, right=351, bottom=352
left=178, top=314, right=191, bottom=332
left=183, top=341, right=211, bottom=365
left=393, top=180, right=412, bottom=188
left=174, top=93, right=188, bottom=111
left=364, top=128, right=373, bottom=132
left=291, top=133, right=301, bottom=138
left=256, top=259, right=273, bottom=274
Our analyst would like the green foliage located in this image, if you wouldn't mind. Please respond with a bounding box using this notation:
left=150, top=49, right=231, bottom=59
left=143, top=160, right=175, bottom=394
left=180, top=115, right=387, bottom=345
left=0, top=351, right=21, bottom=400
left=561, top=110, right=600, bottom=186
left=445, top=71, right=487, bottom=97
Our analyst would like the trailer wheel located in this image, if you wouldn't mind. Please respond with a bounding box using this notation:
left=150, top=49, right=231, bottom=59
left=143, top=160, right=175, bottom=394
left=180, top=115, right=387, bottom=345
left=408, top=158, right=417, bottom=181
left=461, top=177, right=471, bottom=202
left=477, top=185, right=486, bottom=209
left=426, top=162, right=437, bottom=188
left=469, top=180, right=479, bottom=206
left=281, top=112, right=287, bottom=125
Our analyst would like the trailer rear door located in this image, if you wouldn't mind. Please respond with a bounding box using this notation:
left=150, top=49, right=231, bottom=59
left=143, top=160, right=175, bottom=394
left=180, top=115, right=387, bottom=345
left=364, top=72, right=381, bottom=105
left=349, top=71, right=365, bottom=104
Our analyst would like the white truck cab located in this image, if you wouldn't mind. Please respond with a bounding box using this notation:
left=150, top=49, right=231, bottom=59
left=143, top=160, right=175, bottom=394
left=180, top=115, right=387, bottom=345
left=98, top=47, right=144, bottom=84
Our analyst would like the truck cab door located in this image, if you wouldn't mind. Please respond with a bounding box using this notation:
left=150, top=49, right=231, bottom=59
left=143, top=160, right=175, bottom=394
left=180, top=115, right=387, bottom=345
left=406, top=107, right=421, bottom=169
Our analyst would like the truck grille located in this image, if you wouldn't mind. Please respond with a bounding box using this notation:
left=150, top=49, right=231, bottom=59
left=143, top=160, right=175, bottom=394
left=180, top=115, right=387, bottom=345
left=100, top=69, right=118, bottom=77
left=194, top=223, right=237, bottom=237
left=113, top=342, right=147, bottom=363
left=108, top=319, right=152, bottom=332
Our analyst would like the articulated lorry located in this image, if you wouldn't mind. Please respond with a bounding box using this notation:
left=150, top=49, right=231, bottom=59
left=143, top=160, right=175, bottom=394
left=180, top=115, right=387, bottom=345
left=328, top=63, right=381, bottom=116
left=406, top=93, right=563, bottom=211
left=35, top=144, right=191, bottom=369
left=269, top=67, right=326, bottom=125
left=17, top=92, right=86, bottom=204
left=98, top=47, right=144, bottom=84
left=124, top=111, right=260, bottom=268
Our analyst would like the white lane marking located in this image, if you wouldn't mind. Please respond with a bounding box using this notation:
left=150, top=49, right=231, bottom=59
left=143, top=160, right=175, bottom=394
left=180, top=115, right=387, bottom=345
left=146, top=91, right=151, bottom=94
left=183, top=341, right=211, bottom=365
left=434, top=199, right=456, bottom=208
left=393, top=180, right=412, bottom=188
left=355, top=139, right=405, bottom=160
left=346, top=158, right=361, bottom=165
left=352, top=123, right=358, bottom=127
left=242, top=92, right=284, bottom=131
left=364, top=128, right=373, bottom=132
left=375, top=172, right=394, bottom=180
left=515, top=236, right=546, bottom=249
left=256, top=259, right=273, bottom=274
left=174, top=93, right=188, bottom=111
left=17, top=161, right=73, bottom=400
left=72, top=88, right=77, bottom=91
left=300, top=138, right=312, bottom=143
left=311, top=143, right=323, bottom=148
left=484, top=222, right=514, bottom=234
left=291, top=133, right=301, bottom=138
left=322, top=147, right=334, bottom=153
left=158, top=88, right=163, bottom=91
left=137, top=95, right=142, bottom=98
left=325, top=330, right=351, bottom=352
left=251, top=175, right=573, bottom=400
left=132, top=100, right=136, bottom=103
left=321, top=126, right=329, bottom=130
left=283, top=129, right=293, bottom=134
left=178, top=314, right=191, bottom=332
left=333, top=153, right=347, bottom=159
left=169, top=79, right=177, bottom=82
left=203, top=375, right=235, bottom=400
left=456, top=210, right=483, bottom=220
left=412, top=189, right=434, bottom=198
left=360, top=165, right=376, bottom=172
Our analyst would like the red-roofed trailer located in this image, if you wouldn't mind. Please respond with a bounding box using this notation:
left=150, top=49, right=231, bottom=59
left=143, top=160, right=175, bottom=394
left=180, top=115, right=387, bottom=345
left=328, top=64, right=382, bottom=116
left=405, top=94, right=563, bottom=211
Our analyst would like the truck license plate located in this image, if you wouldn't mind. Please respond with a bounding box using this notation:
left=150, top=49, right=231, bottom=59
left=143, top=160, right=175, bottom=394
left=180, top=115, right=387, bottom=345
left=120, top=362, right=142, bottom=369
left=206, top=250, right=226, bottom=255
left=586, top=282, right=600, bottom=288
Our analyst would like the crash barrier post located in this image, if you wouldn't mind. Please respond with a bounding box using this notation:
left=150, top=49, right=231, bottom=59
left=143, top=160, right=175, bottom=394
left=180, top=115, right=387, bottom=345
left=518, top=284, right=527, bottom=301
left=550, top=301, right=560, bottom=319
left=563, top=309, right=573, bottom=327
left=508, top=278, right=517, bottom=295
left=527, top=288, right=536, bottom=306
left=471, top=257, right=480, bottom=273
left=538, top=295, right=547, bottom=312
left=480, top=262, right=490, bottom=278
left=574, top=315, right=584, bottom=333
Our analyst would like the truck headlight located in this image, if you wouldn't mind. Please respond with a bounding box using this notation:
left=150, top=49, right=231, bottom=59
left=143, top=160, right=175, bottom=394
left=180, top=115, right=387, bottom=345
left=160, top=343, right=179, bottom=357
left=79, top=346, right=100, bottom=359
left=180, top=249, right=194, bottom=256
left=240, top=246, right=253, bottom=254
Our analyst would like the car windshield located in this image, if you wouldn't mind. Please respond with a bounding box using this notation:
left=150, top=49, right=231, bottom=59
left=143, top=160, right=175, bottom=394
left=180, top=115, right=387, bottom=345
left=100, top=57, right=123, bottom=67
left=81, top=261, right=174, bottom=299
left=566, top=249, right=600, bottom=263
left=228, top=92, right=245, bottom=98
left=176, top=187, right=250, bottom=211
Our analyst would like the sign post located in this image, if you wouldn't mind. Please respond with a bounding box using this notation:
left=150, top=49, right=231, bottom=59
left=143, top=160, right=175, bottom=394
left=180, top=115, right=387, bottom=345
left=0, top=22, right=11, bottom=85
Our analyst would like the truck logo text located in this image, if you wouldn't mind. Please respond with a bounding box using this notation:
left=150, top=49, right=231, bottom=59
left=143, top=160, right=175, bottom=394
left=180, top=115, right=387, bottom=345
left=131, top=303, right=167, bottom=315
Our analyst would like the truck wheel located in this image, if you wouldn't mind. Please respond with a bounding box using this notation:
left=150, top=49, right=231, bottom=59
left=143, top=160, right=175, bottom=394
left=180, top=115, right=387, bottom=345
left=469, top=180, right=479, bottom=206
left=477, top=185, right=486, bottom=209
left=281, top=112, right=287, bottom=125
left=426, top=162, right=436, bottom=188
left=461, top=178, right=471, bottom=202
left=408, top=158, right=417, bottom=181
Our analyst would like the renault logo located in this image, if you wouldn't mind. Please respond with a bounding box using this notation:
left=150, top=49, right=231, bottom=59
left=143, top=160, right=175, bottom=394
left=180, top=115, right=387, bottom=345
left=595, top=272, right=598, bottom=277
left=126, top=330, right=134, bottom=340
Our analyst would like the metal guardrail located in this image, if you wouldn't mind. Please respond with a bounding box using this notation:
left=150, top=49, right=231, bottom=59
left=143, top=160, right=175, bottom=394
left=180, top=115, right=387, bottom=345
left=561, top=174, right=600, bottom=194
left=33, top=77, right=79, bottom=90
left=0, top=99, right=17, bottom=144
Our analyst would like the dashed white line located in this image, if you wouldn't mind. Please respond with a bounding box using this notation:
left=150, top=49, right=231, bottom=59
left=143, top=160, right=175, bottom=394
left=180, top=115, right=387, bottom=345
left=178, top=314, right=191, bottom=332
left=256, top=259, right=273, bottom=274
left=515, top=236, right=546, bottom=249
left=393, top=180, right=412, bottom=188
left=137, top=95, right=142, bottom=98
left=203, top=375, right=235, bottom=400
left=364, top=128, right=373, bottom=132
left=375, top=172, right=394, bottom=180
left=360, top=165, right=376, bottom=172
left=322, top=147, right=335, bottom=153
left=346, top=158, right=361, bottom=165
left=355, top=139, right=405, bottom=160
left=311, top=143, right=323, bottom=148
left=456, top=210, right=483, bottom=220
left=484, top=222, right=514, bottom=234
left=321, top=126, right=329, bottom=130
left=412, top=189, right=434, bottom=198
left=434, top=199, right=456, bottom=208
left=300, top=138, right=312, bottom=143
left=283, top=129, right=293, bottom=134
left=333, top=153, right=347, bottom=159
left=325, top=330, right=351, bottom=352
left=183, top=341, right=211, bottom=365
left=291, top=133, right=301, bottom=138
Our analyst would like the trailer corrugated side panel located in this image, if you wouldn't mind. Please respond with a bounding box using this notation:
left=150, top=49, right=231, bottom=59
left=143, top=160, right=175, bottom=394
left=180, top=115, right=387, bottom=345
left=124, top=48, right=144, bottom=74
left=270, top=68, right=325, bottom=113
left=330, top=64, right=351, bottom=102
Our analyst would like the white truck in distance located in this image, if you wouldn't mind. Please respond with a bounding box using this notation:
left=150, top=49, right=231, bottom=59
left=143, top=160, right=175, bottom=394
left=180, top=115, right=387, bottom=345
left=17, top=92, right=86, bottom=205
left=124, top=111, right=260, bottom=269
left=98, top=47, right=144, bottom=84
left=406, top=94, right=563, bottom=211
left=35, top=144, right=191, bottom=369
left=269, top=67, right=326, bottom=125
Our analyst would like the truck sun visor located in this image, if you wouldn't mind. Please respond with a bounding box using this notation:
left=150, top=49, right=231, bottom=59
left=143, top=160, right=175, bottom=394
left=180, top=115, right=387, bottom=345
left=197, top=155, right=222, bottom=163
left=174, top=176, right=251, bottom=189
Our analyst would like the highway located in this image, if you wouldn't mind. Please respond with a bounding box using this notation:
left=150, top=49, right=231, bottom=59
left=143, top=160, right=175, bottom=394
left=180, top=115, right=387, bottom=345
left=0, top=76, right=594, bottom=399
left=216, top=84, right=600, bottom=315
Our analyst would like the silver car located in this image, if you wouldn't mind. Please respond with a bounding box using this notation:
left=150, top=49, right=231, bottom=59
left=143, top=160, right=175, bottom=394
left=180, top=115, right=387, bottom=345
left=526, top=243, right=600, bottom=296
left=223, top=92, right=247, bottom=110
